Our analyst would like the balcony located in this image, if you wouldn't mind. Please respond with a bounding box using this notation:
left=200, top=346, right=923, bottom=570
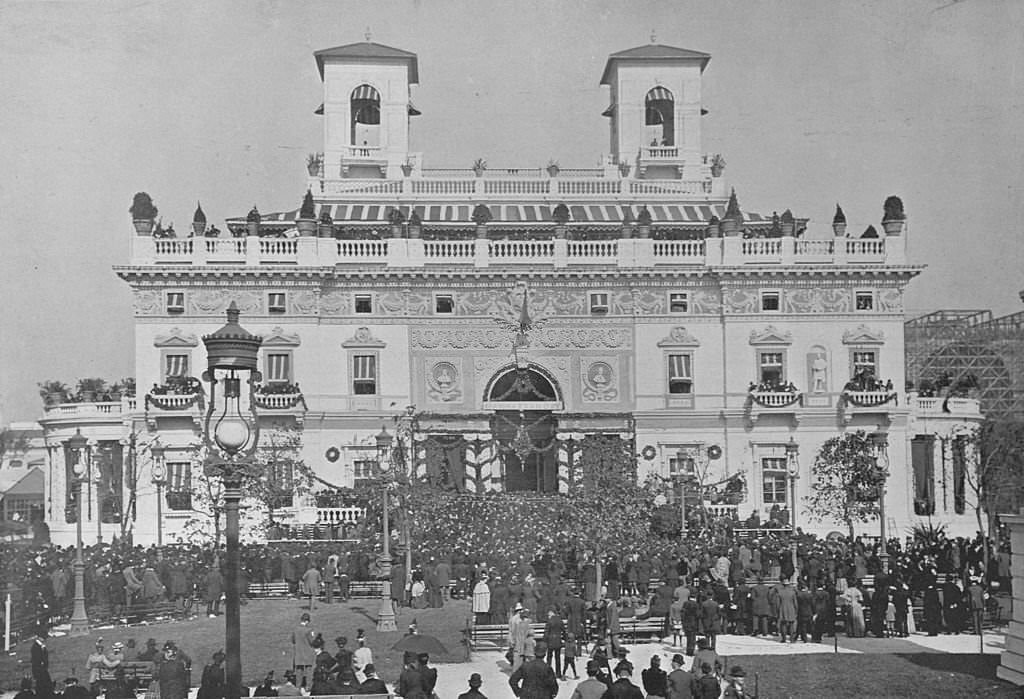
left=41, top=398, right=138, bottom=425
left=912, top=395, right=982, bottom=417
left=144, top=380, right=204, bottom=429
left=254, top=383, right=307, bottom=422
left=131, top=234, right=904, bottom=269
left=746, top=385, right=803, bottom=426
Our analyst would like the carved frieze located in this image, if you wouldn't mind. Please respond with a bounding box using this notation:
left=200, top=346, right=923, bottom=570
left=134, top=290, right=161, bottom=315
left=842, top=325, right=885, bottom=345
left=657, top=327, right=701, bottom=347
left=342, top=327, right=386, bottom=348
left=689, top=288, right=722, bottom=314
left=412, top=325, right=631, bottom=350
left=378, top=291, right=406, bottom=315
left=154, top=328, right=199, bottom=347
left=784, top=288, right=852, bottom=314
left=749, top=326, right=794, bottom=345
left=290, top=290, right=318, bottom=315
left=263, top=327, right=301, bottom=346
left=878, top=288, right=903, bottom=312
left=187, top=289, right=260, bottom=315
left=320, top=290, right=350, bottom=315
left=722, top=288, right=759, bottom=314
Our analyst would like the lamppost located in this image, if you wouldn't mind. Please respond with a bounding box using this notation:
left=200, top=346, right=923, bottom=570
left=374, top=427, right=397, bottom=632
left=870, top=432, right=890, bottom=573
left=785, top=437, right=800, bottom=531
left=150, top=442, right=166, bottom=547
left=64, top=428, right=91, bottom=635
left=201, top=302, right=262, bottom=699
left=675, top=450, right=688, bottom=538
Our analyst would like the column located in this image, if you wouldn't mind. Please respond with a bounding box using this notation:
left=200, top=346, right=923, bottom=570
left=998, top=509, right=1024, bottom=684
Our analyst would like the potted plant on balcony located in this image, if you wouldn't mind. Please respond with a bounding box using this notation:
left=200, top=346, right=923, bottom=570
left=710, top=153, right=726, bottom=177
left=297, top=190, right=317, bottom=236
left=108, top=381, right=123, bottom=402
left=882, top=195, right=905, bottom=235
left=130, top=192, right=158, bottom=235
left=318, top=209, right=334, bottom=238
left=306, top=152, right=323, bottom=177
left=401, top=158, right=414, bottom=177
left=246, top=206, right=261, bottom=237
left=387, top=207, right=406, bottom=237
left=191, top=202, right=207, bottom=237
left=472, top=158, right=487, bottom=177
left=721, top=189, right=743, bottom=236
left=38, top=380, right=69, bottom=406
left=546, top=159, right=560, bottom=177
left=472, top=203, right=492, bottom=236
left=832, top=203, right=847, bottom=237
left=618, top=159, right=631, bottom=177
left=408, top=210, right=422, bottom=239
left=780, top=209, right=795, bottom=237
left=77, top=378, right=107, bottom=403
left=121, top=377, right=136, bottom=397
left=636, top=206, right=652, bottom=238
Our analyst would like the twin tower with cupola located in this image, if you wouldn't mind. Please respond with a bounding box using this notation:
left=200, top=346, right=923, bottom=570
left=315, top=40, right=711, bottom=180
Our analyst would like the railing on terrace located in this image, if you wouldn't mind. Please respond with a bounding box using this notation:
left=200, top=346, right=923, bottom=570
left=642, top=146, right=681, bottom=159
left=912, top=395, right=982, bottom=416
left=344, top=145, right=383, bottom=159
left=42, top=399, right=136, bottom=419
left=134, top=234, right=904, bottom=267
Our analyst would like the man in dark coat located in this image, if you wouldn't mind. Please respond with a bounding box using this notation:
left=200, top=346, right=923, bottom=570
left=810, top=584, right=831, bottom=642
left=795, top=584, right=814, bottom=642
left=31, top=628, right=52, bottom=698
left=681, top=597, right=700, bottom=657
left=205, top=565, right=223, bottom=617
left=457, top=672, right=487, bottom=699
left=749, top=577, right=771, bottom=637
left=732, top=578, right=750, bottom=636
left=359, top=664, right=388, bottom=695
left=566, top=588, right=587, bottom=642
left=923, top=583, right=942, bottom=636
left=893, top=582, right=911, bottom=638
left=665, top=654, right=691, bottom=699
left=699, top=594, right=720, bottom=650
left=601, top=663, right=644, bottom=699
left=509, top=643, right=558, bottom=699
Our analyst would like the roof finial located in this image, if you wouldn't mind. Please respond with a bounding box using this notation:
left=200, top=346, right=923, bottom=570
left=650, top=29, right=657, bottom=43
left=365, top=27, right=372, bottom=42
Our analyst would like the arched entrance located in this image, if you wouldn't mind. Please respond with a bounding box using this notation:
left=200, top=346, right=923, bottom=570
left=484, top=366, right=561, bottom=493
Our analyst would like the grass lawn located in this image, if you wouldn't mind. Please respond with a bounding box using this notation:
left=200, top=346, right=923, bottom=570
left=0, top=598, right=472, bottom=691
left=724, top=653, right=1020, bottom=698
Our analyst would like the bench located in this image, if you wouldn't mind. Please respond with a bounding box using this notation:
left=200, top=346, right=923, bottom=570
left=620, top=616, right=666, bottom=643
left=469, top=622, right=547, bottom=651
left=248, top=581, right=291, bottom=597
left=97, top=661, right=160, bottom=688
left=119, top=602, right=185, bottom=625
left=348, top=581, right=385, bottom=598
left=305, top=695, right=390, bottom=699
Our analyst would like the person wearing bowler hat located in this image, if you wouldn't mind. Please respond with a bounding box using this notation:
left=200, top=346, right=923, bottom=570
left=665, top=654, right=691, bottom=699
left=197, top=650, right=226, bottom=699
left=457, top=673, right=487, bottom=699
left=62, top=677, right=90, bottom=699
left=157, top=643, right=189, bottom=699
left=359, top=664, right=388, bottom=696
left=570, top=660, right=607, bottom=699
left=603, top=662, right=644, bottom=699
left=509, top=642, right=558, bottom=699
left=722, top=666, right=749, bottom=699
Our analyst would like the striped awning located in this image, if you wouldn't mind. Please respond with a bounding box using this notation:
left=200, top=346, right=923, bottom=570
left=231, top=203, right=772, bottom=225
left=351, top=84, right=380, bottom=101
left=646, top=86, right=674, bottom=103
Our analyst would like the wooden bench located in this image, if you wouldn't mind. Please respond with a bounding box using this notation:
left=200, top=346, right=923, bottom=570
left=348, top=581, right=385, bottom=598
left=97, top=661, right=160, bottom=688
left=620, top=616, right=666, bottom=643
left=119, top=602, right=184, bottom=625
left=469, top=622, right=547, bottom=651
left=248, top=581, right=291, bottom=597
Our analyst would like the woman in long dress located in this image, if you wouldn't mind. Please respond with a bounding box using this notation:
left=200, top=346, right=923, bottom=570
left=844, top=583, right=865, bottom=637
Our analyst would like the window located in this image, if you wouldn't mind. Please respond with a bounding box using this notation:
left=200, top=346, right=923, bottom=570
left=4, top=496, right=39, bottom=522
left=435, top=294, right=454, bottom=314
left=165, top=462, right=192, bottom=511
left=355, top=294, right=373, bottom=314
left=759, top=352, right=785, bottom=387
left=852, top=350, right=877, bottom=378
left=590, top=292, right=610, bottom=315
left=760, top=291, right=780, bottom=312
left=353, top=459, right=377, bottom=480
left=164, top=353, right=190, bottom=381
left=268, top=292, right=286, bottom=314
left=762, top=457, right=788, bottom=505
left=353, top=355, right=377, bottom=395
left=166, top=292, right=185, bottom=314
left=266, top=353, right=292, bottom=383
left=855, top=291, right=874, bottom=311
left=667, top=354, right=693, bottom=394
left=668, top=453, right=695, bottom=476
left=669, top=292, right=689, bottom=314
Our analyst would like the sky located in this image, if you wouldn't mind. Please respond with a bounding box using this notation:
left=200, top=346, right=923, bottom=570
left=1, top=0, right=1022, bottom=424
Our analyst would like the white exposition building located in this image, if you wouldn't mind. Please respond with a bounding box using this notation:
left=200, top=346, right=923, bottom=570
left=39, top=40, right=983, bottom=546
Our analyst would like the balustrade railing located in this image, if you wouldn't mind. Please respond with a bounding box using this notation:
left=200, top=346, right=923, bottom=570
left=742, top=239, right=782, bottom=257
left=43, top=401, right=129, bottom=418
left=336, top=240, right=388, bottom=260
left=484, top=179, right=549, bottom=196
left=629, top=180, right=704, bottom=195
left=557, top=179, right=621, bottom=195
left=795, top=239, right=834, bottom=256
left=567, top=240, right=618, bottom=260
left=643, top=146, right=681, bottom=159
left=846, top=239, right=886, bottom=258
left=204, top=238, right=247, bottom=257
left=653, top=240, right=706, bottom=259
left=259, top=239, right=298, bottom=261
left=423, top=240, right=475, bottom=261
left=344, top=145, right=382, bottom=159
left=488, top=240, right=554, bottom=261
left=411, top=179, right=476, bottom=195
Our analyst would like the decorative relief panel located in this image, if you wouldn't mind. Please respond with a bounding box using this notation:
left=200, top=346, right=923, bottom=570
left=784, top=288, right=852, bottom=314
left=878, top=288, right=903, bottom=312
left=657, top=327, right=701, bottom=347
left=187, top=289, right=261, bottom=315
left=405, top=289, right=431, bottom=316
left=411, top=326, right=632, bottom=350
left=581, top=356, right=620, bottom=403
left=425, top=359, right=463, bottom=404
left=154, top=328, right=199, bottom=347
left=722, top=289, right=759, bottom=314
left=342, top=327, right=386, bottom=348
left=470, top=355, right=571, bottom=403
left=290, top=290, right=318, bottom=315
left=749, top=326, right=794, bottom=345
left=632, top=289, right=665, bottom=315
left=320, top=290, right=350, bottom=315
left=689, top=288, right=722, bottom=314
left=842, top=325, right=885, bottom=345
left=612, top=290, right=634, bottom=315
left=263, top=327, right=301, bottom=347
left=134, top=290, right=161, bottom=315
left=379, top=291, right=406, bottom=315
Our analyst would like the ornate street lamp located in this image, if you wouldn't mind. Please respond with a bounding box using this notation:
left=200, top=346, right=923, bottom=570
left=869, top=432, right=890, bottom=573
left=64, top=428, right=91, bottom=635
left=150, top=442, right=166, bottom=547
left=785, top=437, right=800, bottom=530
left=675, top=449, right=688, bottom=537
left=201, top=302, right=262, bottom=699
left=374, top=426, right=397, bottom=632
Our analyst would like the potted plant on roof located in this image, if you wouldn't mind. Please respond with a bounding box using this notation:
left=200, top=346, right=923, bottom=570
left=472, top=158, right=487, bottom=177
left=408, top=210, right=422, bottom=238
left=472, top=203, right=492, bottom=236
left=191, top=202, right=207, bottom=237
left=246, top=206, right=261, bottom=237
left=39, top=380, right=69, bottom=407
left=636, top=206, right=652, bottom=238
left=780, top=209, right=795, bottom=237
left=318, top=209, right=334, bottom=238
left=710, top=153, right=726, bottom=178
left=401, top=158, right=414, bottom=178
left=618, top=159, right=631, bottom=178
left=721, top=189, right=743, bottom=236
left=130, top=192, right=158, bottom=235
left=546, top=159, right=560, bottom=177
left=882, top=195, right=905, bottom=235
left=552, top=202, right=570, bottom=238
left=297, top=190, right=317, bottom=236
left=832, top=203, right=847, bottom=237
left=121, top=377, right=136, bottom=398
left=77, top=378, right=107, bottom=403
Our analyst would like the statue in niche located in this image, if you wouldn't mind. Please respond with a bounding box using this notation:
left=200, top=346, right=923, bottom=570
left=810, top=349, right=829, bottom=394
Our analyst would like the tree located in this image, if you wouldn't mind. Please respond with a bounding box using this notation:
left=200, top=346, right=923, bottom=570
left=956, top=418, right=1024, bottom=574
left=249, top=424, right=314, bottom=526
left=0, top=427, right=30, bottom=465
left=806, top=430, right=887, bottom=539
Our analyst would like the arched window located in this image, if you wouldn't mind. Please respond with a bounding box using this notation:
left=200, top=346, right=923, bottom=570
left=487, top=367, right=558, bottom=403
left=350, top=84, right=381, bottom=149
left=645, top=86, right=675, bottom=147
